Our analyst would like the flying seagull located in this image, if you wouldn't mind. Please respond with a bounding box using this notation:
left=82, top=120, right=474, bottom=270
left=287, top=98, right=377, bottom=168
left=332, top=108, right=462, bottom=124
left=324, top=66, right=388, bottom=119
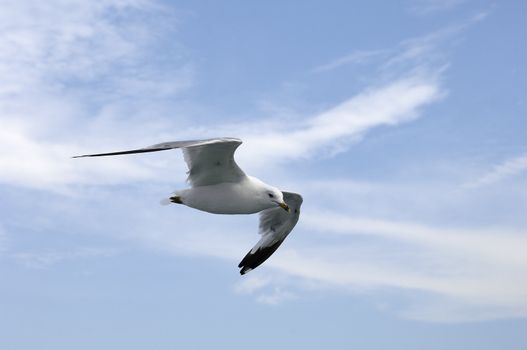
left=73, top=137, right=303, bottom=275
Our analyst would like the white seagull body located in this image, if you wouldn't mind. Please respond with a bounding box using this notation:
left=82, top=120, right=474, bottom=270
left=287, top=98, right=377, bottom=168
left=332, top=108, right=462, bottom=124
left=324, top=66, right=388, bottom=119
left=74, top=137, right=303, bottom=274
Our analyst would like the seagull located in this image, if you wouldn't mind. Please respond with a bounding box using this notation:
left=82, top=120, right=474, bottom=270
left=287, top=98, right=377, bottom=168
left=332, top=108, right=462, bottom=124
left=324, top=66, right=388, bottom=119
left=74, top=137, right=303, bottom=275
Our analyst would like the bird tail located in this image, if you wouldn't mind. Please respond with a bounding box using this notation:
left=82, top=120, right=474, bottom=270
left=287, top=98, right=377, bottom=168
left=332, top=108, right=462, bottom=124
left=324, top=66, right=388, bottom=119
left=160, top=192, right=184, bottom=205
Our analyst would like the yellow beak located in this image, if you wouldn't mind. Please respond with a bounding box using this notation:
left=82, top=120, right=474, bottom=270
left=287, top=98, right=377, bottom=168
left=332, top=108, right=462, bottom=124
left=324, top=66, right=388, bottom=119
left=279, top=201, right=290, bottom=212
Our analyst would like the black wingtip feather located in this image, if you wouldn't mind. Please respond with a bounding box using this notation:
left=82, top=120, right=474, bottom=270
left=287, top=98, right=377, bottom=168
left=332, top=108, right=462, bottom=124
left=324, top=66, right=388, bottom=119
left=72, top=147, right=173, bottom=158
left=238, top=240, right=284, bottom=275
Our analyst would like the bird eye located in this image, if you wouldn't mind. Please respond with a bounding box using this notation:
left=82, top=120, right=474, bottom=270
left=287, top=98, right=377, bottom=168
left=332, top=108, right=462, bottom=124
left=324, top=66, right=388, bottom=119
left=268, top=193, right=274, bottom=198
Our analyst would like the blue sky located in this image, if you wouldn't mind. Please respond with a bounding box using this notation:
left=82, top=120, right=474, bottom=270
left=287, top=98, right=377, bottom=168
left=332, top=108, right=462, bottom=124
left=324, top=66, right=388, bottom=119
left=1, top=0, right=527, bottom=348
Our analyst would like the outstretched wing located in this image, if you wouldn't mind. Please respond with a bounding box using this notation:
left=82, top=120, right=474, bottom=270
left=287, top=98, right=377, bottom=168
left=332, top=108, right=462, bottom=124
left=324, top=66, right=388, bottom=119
left=73, top=137, right=246, bottom=187
left=238, top=192, right=303, bottom=275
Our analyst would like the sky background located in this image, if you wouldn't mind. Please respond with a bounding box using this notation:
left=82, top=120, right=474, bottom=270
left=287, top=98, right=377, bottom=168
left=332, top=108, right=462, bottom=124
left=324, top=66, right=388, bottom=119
left=1, top=0, right=527, bottom=349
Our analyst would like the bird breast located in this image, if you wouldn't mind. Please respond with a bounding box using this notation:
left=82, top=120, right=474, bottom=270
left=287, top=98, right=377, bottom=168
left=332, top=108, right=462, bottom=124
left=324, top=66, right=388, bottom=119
left=181, top=180, right=271, bottom=214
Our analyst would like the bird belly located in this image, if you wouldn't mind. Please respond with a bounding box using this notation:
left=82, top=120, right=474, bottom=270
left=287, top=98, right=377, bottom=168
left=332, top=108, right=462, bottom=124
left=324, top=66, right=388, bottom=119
left=179, top=183, right=268, bottom=214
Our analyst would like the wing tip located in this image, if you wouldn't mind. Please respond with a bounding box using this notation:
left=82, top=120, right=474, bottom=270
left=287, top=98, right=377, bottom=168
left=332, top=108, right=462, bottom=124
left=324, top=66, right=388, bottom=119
left=237, top=241, right=284, bottom=275
left=238, top=250, right=252, bottom=275
left=239, top=267, right=253, bottom=275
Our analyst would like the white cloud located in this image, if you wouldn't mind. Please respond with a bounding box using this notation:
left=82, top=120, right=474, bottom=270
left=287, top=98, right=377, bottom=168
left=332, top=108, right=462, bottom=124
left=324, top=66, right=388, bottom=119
left=10, top=247, right=118, bottom=269
left=234, top=275, right=272, bottom=294
left=0, top=119, right=157, bottom=190
left=236, top=74, right=442, bottom=170
left=0, top=0, right=447, bottom=191
left=313, top=11, right=486, bottom=77
left=0, top=0, right=191, bottom=191
left=0, top=0, right=450, bottom=195
left=465, top=153, right=527, bottom=188
left=0, top=0, right=155, bottom=94
left=312, top=49, right=386, bottom=73
left=259, top=212, right=527, bottom=321
left=303, top=212, right=527, bottom=267
left=0, top=73, right=442, bottom=190
left=407, top=0, right=466, bottom=15
left=256, top=288, right=296, bottom=305
left=233, top=273, right=298, bottom=305
left=381, top=13, right=490, bottom=79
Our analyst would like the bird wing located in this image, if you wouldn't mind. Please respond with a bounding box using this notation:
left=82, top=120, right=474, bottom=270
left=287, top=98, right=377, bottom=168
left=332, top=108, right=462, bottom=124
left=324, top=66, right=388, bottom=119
left=238, top=192, right=303, bottom=275
left=73, top=137, right=246, bottom=187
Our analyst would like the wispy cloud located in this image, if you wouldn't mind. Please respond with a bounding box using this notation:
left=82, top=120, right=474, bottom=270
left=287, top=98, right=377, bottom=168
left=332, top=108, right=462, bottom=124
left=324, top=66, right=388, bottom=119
left=0, top=0, right=191, bottom=191
left=312, top=9, right=487, bottom=76
left=236, top=74, right=443, bottom=170
left=407, top=0, right=466, bottom=15
left=0, top=68, right=442, bottom=190
left=465, top=152, right=527, bottom=188
left=0, top=0, right=170, bottom=95
left=9, top=247, right=118, bottom=269
left=154, top=207, right=527, bottom=321
left=0, top=0, right=456, bottom=192
left=380, top=12, right=489, bottom=81
left=234, top=275, right=272, bottom=294
left=303, top=212, right=527, bottom=268
left=234, top=275, right=296, bottom=305
left=312, top=49, right=387, bottom=73
left=256, top=288, right=297, bottom=305
left=293, top=212, right=527, bottom=321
